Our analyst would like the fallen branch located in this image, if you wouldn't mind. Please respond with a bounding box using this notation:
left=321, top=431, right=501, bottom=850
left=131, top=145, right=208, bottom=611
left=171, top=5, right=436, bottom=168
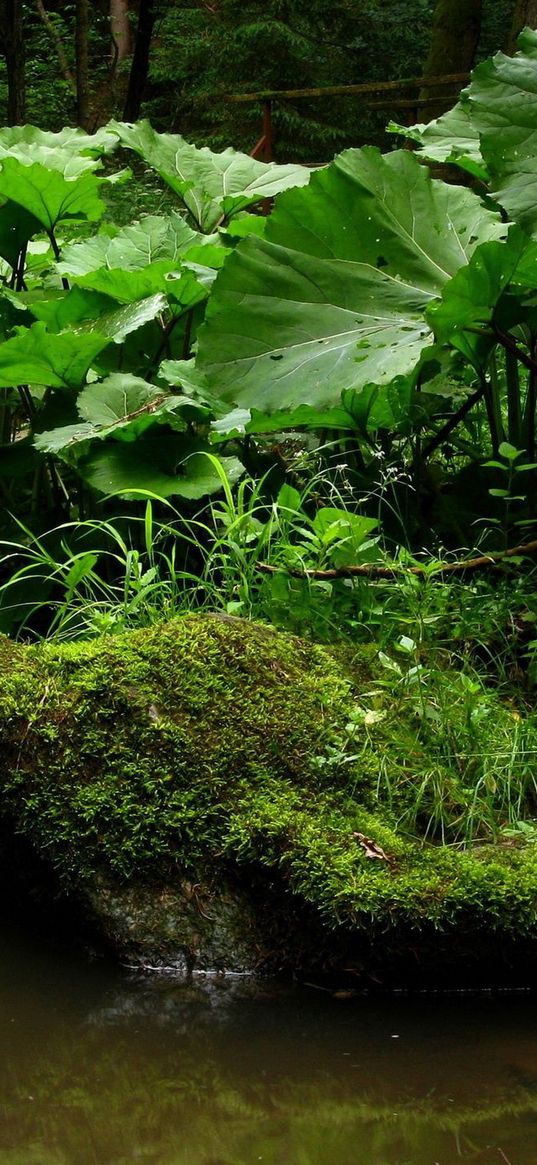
left=256, top=538, right=537, bottom=580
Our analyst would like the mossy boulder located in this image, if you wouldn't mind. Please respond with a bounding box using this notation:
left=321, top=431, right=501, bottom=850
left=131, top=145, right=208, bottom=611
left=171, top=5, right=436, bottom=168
left=1, top=613, right=537, bottom=981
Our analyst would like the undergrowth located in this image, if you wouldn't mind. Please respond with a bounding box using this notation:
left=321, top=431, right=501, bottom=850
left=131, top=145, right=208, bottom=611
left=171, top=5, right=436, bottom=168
left=1, top=472, right=537, bottom=850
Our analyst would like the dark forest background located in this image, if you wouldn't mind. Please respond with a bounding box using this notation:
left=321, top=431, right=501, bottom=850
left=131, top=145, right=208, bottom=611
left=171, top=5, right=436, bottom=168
left=0, top=0, right=528, bottom=161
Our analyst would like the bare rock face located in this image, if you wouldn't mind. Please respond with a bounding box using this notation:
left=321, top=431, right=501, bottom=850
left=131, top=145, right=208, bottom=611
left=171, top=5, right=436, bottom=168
left=84, top=875, right=266, bottom=973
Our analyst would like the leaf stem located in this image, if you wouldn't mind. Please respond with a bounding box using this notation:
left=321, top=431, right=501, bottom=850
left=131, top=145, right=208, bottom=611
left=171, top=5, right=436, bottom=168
left=524, top=337, right=537, bottom=459
left=147, top=313, right=182, bottom=375
left=422, top=385, right=485, bottom=461
left=18, top=385, right=37, bottom=423
left=493, top=325, right=537, bottom=377
left=182, top=308, right=194, bottom=360
left=15, top=243, right=27, bottom=292
left=48, top=229, right=70, bottom=291
left=505, top=346, right=522, bottom=448
left=483, top=355, right=504, bottom=456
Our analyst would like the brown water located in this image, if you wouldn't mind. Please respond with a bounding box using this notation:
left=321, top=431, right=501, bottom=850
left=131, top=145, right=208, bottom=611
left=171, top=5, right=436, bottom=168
left=1, top=920, right=537, bottom=1165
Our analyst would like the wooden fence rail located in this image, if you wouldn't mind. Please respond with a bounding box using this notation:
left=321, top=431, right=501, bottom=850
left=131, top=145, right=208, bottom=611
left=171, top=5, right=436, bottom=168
left=223, top=72, right=469, bottom=104
left=216, top=72, right=469, bottom=161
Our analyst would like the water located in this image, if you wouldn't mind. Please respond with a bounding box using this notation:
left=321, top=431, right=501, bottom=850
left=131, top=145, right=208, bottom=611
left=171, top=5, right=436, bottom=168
left=1, top=919, right=537, bottom=1165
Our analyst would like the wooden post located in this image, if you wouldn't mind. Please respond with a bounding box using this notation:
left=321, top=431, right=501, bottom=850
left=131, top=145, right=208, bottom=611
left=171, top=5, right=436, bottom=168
left=250, top=99, right=274, bottom=162
left=262, top=99, right=273, bottom=161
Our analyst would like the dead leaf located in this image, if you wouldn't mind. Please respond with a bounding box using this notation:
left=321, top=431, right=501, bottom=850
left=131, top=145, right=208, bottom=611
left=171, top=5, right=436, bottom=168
left=353, top=832, right=394, bottom=866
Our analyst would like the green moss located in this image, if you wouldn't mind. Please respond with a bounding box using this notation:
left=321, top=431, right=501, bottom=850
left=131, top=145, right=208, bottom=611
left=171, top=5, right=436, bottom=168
left=2, top=612, right=537, bottom=947
left=0, top=615, right=355, bottom=880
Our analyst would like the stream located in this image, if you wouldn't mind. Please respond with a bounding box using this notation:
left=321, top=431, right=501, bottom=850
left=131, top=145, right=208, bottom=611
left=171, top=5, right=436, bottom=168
left=1, top=916, right=537, bottom=1165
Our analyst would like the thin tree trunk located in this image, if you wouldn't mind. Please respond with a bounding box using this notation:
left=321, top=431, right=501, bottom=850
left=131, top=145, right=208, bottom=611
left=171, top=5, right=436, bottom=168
left=419, top=0, right=483, bottom=119
left=75, top=0, right=90, bottom=128
left=2, top=0, right=25, bottom=124
left=123, top=0, right=156, bottom=121
left=506, top=0, right=537, bottom=52
left=110, top=0, right=132, bottom=67
left=34, top=0, right=76, bottom=94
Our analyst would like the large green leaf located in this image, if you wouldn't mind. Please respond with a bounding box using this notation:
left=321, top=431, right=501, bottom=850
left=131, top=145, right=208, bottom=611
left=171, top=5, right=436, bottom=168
left=0, top=142, right=101, bottom=176
left=66, top=267, right=207, bottom=312
left=467, top=31, right=537, bottom=159
left=109, top=120, right=311, bottom=232
left=35, top=374, right=191, bottom=453
left=211, top=402, right=358, bottom=441
left=83, top=294, right=169, bottom=342
left=78, top=374, right=164, bottom=427
left=395, top=31, right=537, bottom=235
left=77, top=432, right=244, bottom=499
left=0, top=322, right=110, bottom=388
left=270, top=147, right=499, bottom=290
left=33, top=421, right=97, bottom=454
left=23, top=286, right=108, bottom=329
left=197, top=148, right=504, bottom=412
left=29, top=288, right=168, bottom=342
left=0, top=290, right=29, bottom=341
left=57, top=214, right=217, bottom=277
left=158, top=358, right=229, bottom=417
left=57, top=214, right=222, bottom=307
left=491, top=155, right=537, bottom=232
left=389, top=103, right=486, bottom=180
left=427, top=229, right=535, bottom=367
left=208, top=387, right=414, bottom=442
left=67, top=262, right=185, bottom=305
left=0, top=200, right=42, bottom=268
left=222, top=213, right=268, bottom=241
left=464, top=29, right=537, bottom=232
left=201, top=244, right=431, bottom=413
left=0, top=125, right=117, bottom=156
left=0, top=158, right=105, bottom=231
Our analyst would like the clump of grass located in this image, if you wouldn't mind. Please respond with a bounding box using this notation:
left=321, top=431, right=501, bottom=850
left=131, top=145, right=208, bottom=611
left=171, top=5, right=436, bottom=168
left=337, top=649, right=537, bottom=846
left=0, top=461, right=386, bottom=641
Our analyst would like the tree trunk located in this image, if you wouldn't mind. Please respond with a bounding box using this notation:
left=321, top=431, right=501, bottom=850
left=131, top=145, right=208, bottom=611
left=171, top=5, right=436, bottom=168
left=506, top=0, right=537, bottom=52
left=34, top=0, right=76, bottom=94
left=419, top=0, right=483, bottom=120
left=123, top=0, right=156, bottom=122
left=75, top=0, right=90, bottom=129
left=2, top=0, right=25, bottom=124
left=110, top=0, right=132, bottom=67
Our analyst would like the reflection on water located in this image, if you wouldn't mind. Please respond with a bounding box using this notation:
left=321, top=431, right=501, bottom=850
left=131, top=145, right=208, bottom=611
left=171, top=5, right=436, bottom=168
left=1, top=917, right=537, bottom=1164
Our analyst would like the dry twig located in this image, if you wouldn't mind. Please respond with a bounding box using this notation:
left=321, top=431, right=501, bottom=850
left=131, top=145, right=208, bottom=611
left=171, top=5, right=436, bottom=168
left=256, top=539, right=537, bottom=581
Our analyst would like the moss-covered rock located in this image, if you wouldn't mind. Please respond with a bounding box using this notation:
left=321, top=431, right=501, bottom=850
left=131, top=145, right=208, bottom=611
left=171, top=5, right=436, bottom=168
left=1, top=613, right=537, bottom=979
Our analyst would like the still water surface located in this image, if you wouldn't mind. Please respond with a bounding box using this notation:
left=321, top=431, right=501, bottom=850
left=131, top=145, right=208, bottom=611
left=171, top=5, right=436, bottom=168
left=1, top=918, right=537, bottom=1165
